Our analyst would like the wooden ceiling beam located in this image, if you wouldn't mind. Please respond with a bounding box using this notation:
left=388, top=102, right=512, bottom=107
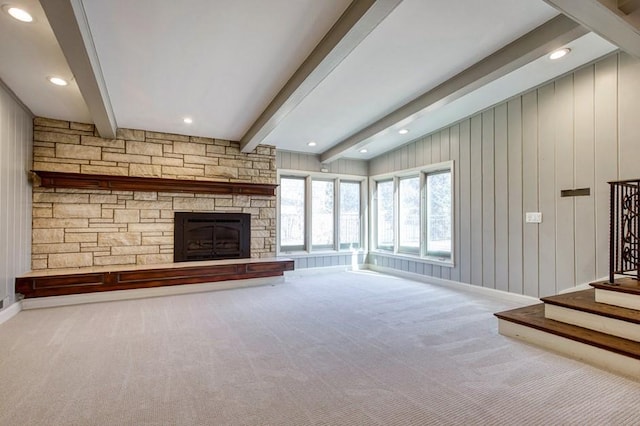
left=239, top=0, right=403, bottom=154
left=40, top=0, right=117, bottom=138
left=320, top=15, right=586, bottom=163
left=542, top=0, right=640, bottom=58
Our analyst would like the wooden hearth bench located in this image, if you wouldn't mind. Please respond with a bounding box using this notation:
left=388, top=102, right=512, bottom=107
left=16, top=258, right=294, bottom=299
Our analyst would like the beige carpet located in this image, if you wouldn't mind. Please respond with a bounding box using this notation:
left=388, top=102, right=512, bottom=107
left=0, top=270, right=638, bottom=425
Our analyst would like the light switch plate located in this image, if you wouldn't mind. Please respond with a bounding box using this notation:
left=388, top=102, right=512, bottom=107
left=526, top=212, right=542, bottom=223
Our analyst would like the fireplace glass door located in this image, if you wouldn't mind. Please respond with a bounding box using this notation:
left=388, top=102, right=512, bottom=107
left=174, top=213, right=250, bottom=262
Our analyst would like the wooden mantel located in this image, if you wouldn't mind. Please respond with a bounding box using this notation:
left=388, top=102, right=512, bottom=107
left=32, top=170, right=278, bottom=196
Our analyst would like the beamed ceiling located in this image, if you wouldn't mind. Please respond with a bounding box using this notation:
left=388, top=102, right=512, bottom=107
left=1, top=0, right=639, bottom=162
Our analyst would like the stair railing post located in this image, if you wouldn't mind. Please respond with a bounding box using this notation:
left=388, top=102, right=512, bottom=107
left=610, top=182, right=615, bottom=283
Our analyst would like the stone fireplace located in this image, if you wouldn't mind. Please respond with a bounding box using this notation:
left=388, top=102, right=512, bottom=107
left=174, top=212, right=251, bottom=262
left=30, top=117, right=277, bottom=270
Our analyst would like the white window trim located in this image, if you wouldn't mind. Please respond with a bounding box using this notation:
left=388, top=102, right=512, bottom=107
left=369, top=160, right=455, bottom=267
left=277, top=169, right=367, bottom=256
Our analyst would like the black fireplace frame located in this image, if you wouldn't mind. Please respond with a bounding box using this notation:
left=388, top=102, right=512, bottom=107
left=174, top=212, right=251, bottom=262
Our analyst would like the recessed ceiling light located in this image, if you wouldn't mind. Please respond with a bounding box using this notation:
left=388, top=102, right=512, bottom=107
left=359, top=148, right=368, bottom=153
left=4, top=6, right=33, bottom=22
left=183, top=117, right=193, bottom=124
left=398, top=129, right=409, bottom=135
left=549, top=48, right=571, bottom=60
left=47, top=76, right=68, bottom=86
left=307, top=141, right=317, bottom=147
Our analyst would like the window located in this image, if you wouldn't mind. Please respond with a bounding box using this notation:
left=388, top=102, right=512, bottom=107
left=371, top=161, right=453, bottom=264
left=426, top=170, right=451, bottom=258
left=398, top=176, right=420, bottom=253
left=312, top=179, right=334, bottom=249
left=339, top=181, right=361, bottom=249
left=279, top=177, right=305, bottom=250
left=376, top=180, right=394, bottom=250
left=278, top=173, right=364, bottom=253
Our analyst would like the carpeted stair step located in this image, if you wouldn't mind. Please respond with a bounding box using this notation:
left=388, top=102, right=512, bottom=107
left=591, top=277, right=640, bottom=311
left=541, top=289, right=640, bottom=342
left=495, top=304, right=640, bottom=379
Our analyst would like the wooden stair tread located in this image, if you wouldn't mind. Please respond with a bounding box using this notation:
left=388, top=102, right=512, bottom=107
left=541, top=289, right=640, bottom=324
left=495, top=304, right=640, bottom=360
left=591, top=277, right=640, bottom=296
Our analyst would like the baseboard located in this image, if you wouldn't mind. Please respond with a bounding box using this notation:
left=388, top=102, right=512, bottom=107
left=0, top=300, right=22, bottom=325
left=366, top=264, right=539, bottom=305
left=285, top=264, right=365, bottom=277
left=22, top=276, right=284, bottom=310
left=558, top=276, right=608, bottom=294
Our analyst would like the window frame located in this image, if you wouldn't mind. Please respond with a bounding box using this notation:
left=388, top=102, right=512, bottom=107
left=310, top=178, right=335, bottom=250
left=424, top=169, right=453, bottom=260
left=277, top=170, right=367, bottom=255
left=398, top=175, right=421, bottom=255
left=374, top=179, right=395, bottom=252
left=278, top=176, right=307, bottom=252
left=369, top=160, right=454, bottom=266
left=339, top=180, right=363, bottom=250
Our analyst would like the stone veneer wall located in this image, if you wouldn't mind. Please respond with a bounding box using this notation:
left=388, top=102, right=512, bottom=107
left=31, top=117, right=276, bottom=270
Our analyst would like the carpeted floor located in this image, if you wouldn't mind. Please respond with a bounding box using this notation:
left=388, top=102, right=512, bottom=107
left=0, top=270, right=638, bottom=425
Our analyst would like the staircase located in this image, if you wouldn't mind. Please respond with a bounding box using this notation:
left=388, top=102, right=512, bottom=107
left=495, top=277, right=640, bottom=379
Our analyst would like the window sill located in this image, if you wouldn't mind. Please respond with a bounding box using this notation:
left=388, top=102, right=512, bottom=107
left=278, top=249, right=365, bottom=258
left=370, top=250, right=454, bottom=268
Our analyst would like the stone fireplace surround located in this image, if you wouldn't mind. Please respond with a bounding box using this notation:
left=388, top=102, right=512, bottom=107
left=30, top=117, right=278, bottom=271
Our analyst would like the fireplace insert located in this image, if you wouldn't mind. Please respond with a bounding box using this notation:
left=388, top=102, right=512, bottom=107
left=174, top=212, right=251, bottom=262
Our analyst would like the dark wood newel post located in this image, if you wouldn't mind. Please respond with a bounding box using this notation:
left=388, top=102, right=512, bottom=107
left=609, top=182, right=615, bottom=284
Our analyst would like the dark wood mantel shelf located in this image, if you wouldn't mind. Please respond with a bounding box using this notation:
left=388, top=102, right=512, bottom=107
left=32, top=170, right=278, bottom=196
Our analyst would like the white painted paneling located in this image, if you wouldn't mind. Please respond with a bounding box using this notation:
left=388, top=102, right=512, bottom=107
left=0, top=83, right=32, bottom=311
left=494, top=104, right=509, bottom=293
left=594, top=55, right=618, bottom=280
left=554, top=74, right=575, bottom=293
left=423, top=135, right=432, bottom=165
left=459, top=120, right=471, bottom=284
left=470, top=115, right=483, bottom=286
left=482, top=110, right=495, bottom=289
left=522, top=90, right=539, bottom=297
left=507, top=98, right=523, bottom=294
left=407, top=142, right=416, bottom=170
left=618, top=54, right=640, bottom=181
left=537, top=83, right=556, bottom=297
left=276, top=151, right=368, bottom=176
left=573, top=66, right=596, bottom=286
left=449, top=124, right=461, bottom=283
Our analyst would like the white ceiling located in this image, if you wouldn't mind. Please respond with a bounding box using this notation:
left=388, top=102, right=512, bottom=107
left=81, top=0, right=351, bottom=140
left=263, top=0, right=559, bottom=153
left=0, top=0, right=631, bottom=163
left=0, top=0, right=90, bottom=121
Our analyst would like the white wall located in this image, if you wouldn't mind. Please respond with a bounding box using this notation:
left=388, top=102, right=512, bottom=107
left=0, top=82, right=32, bottom=311
left=369, top=52, right=640, bottom=298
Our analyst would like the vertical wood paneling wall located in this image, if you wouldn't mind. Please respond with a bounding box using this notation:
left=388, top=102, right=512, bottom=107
left=368, top=52, right=640, bottom=298
left=0, top=83, right=32, bottom=311
left=276, top=151, right=368, bottom=176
